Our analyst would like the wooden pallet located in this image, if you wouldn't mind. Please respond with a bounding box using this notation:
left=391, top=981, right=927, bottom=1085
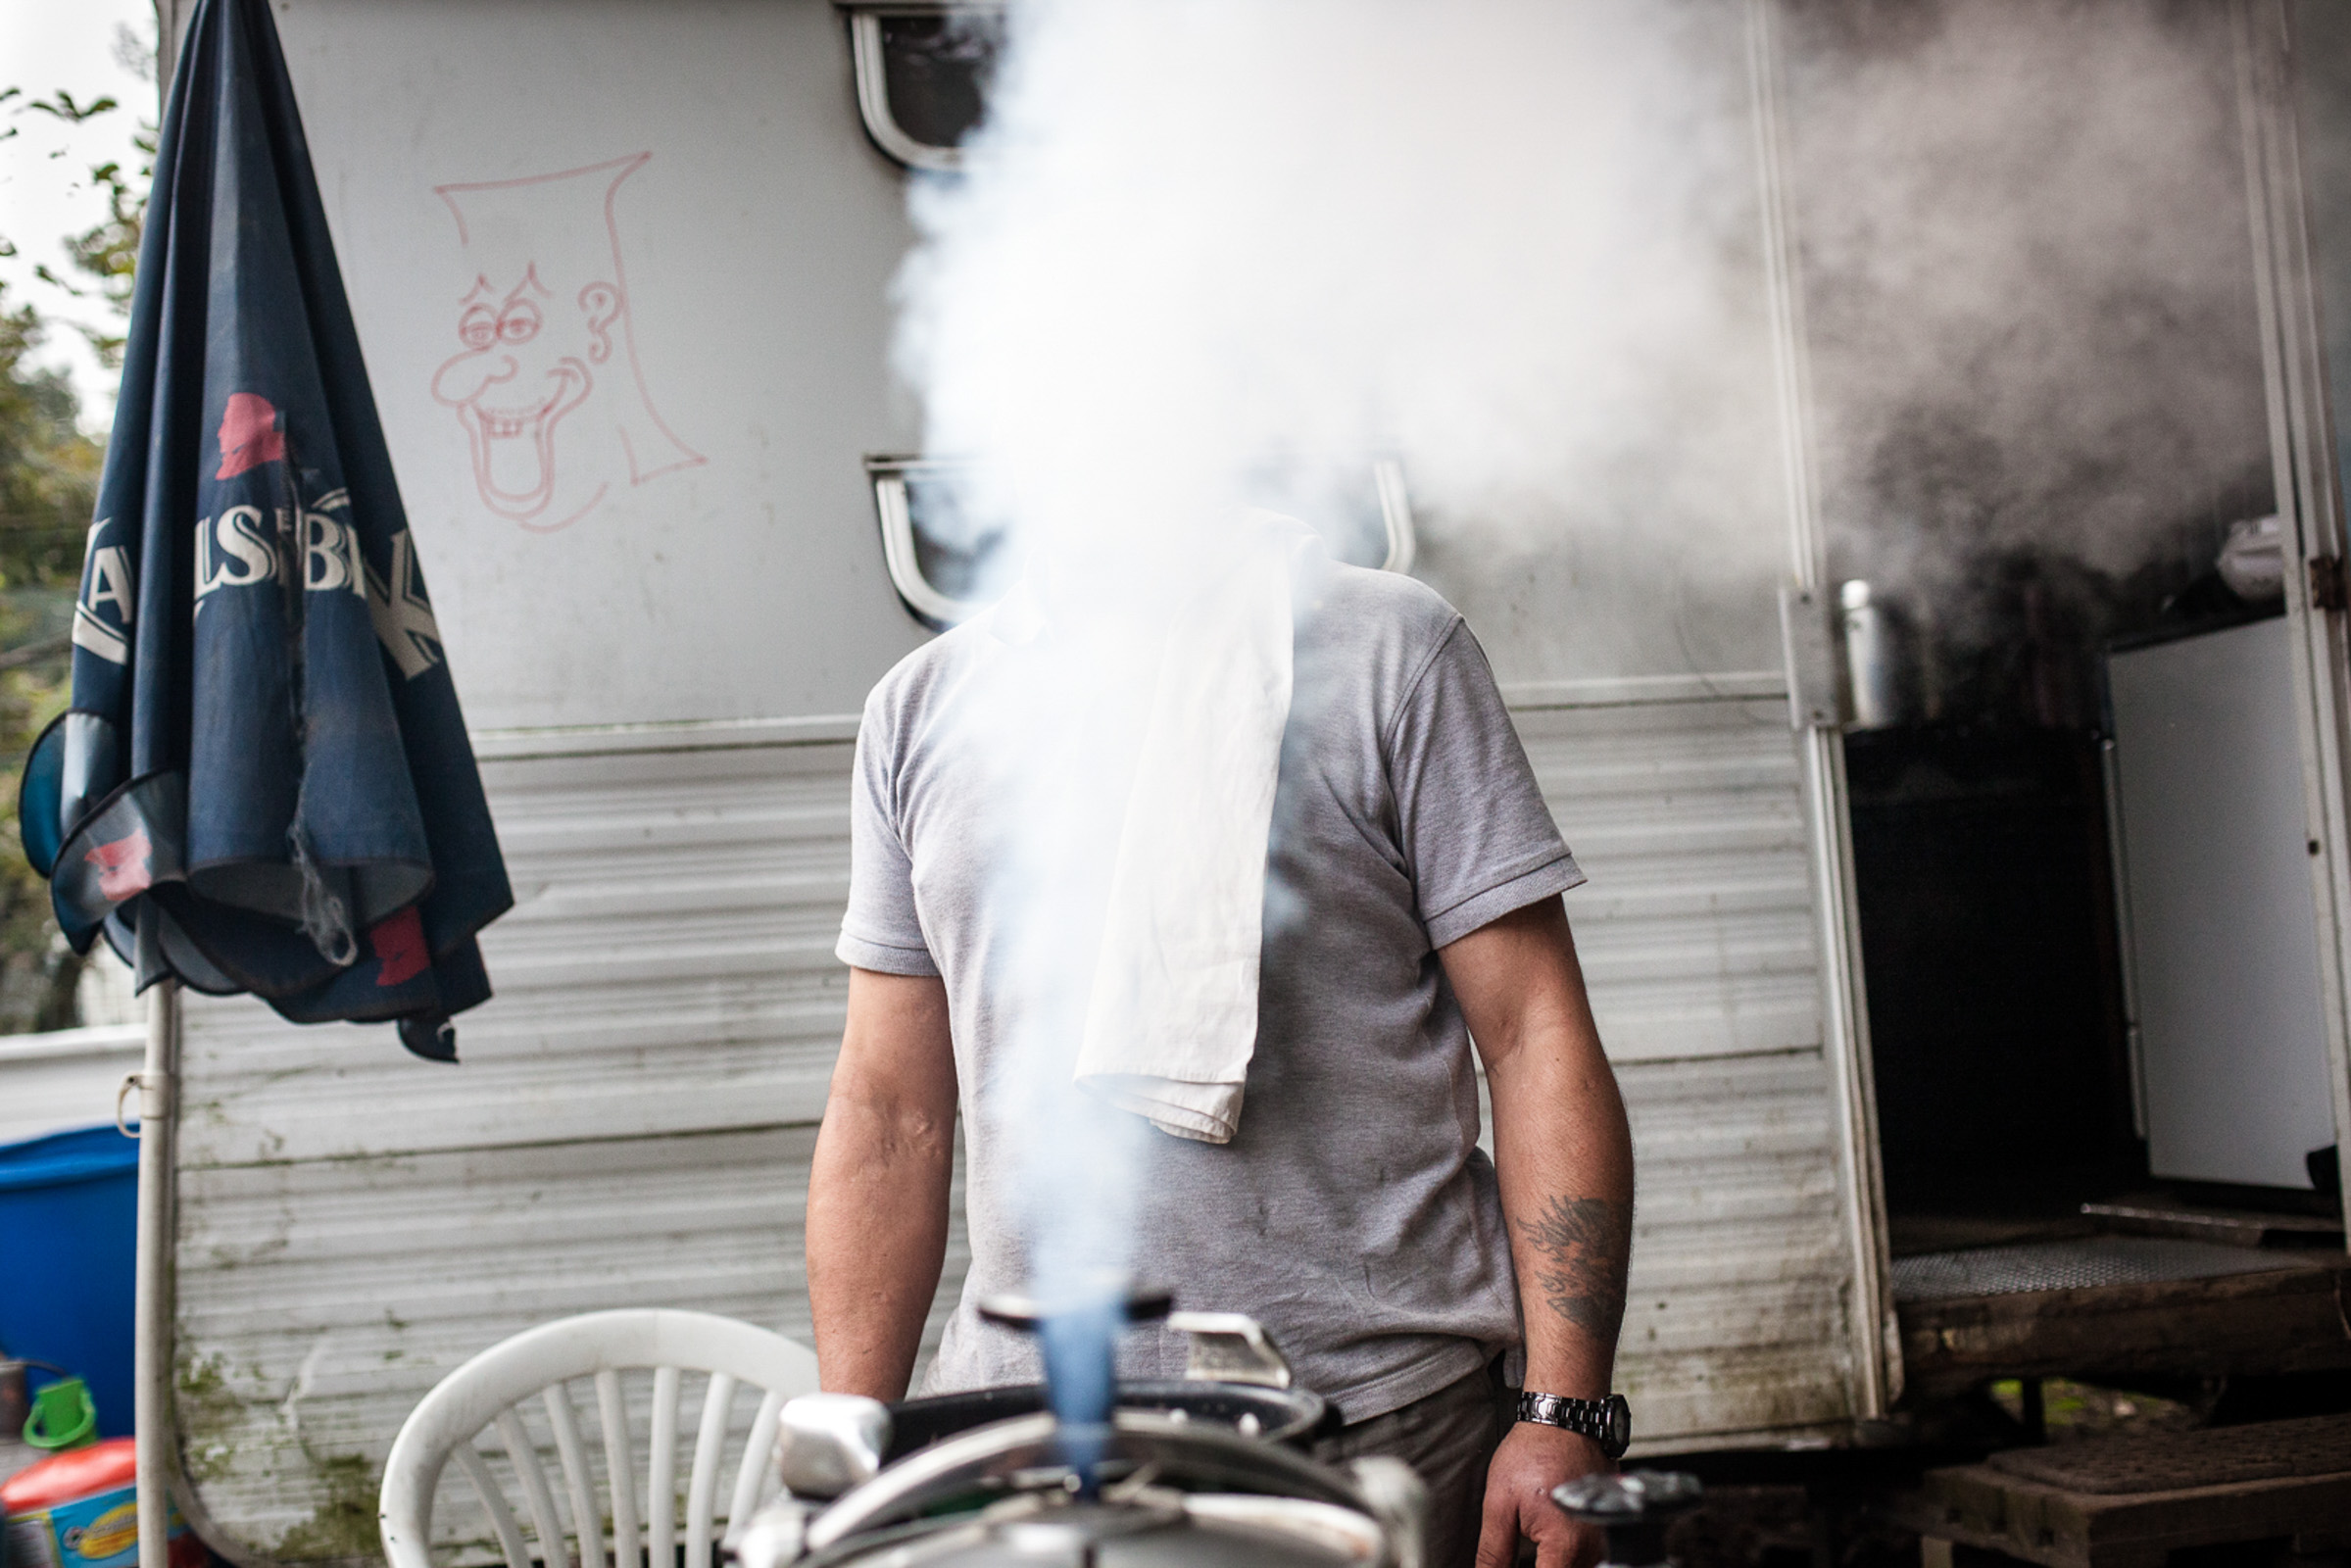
left=1887, top=1413, right=2351, bottom=1568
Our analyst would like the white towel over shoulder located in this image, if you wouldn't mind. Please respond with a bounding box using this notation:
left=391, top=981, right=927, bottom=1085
left=1073, top=519, right=1311, bottom=1144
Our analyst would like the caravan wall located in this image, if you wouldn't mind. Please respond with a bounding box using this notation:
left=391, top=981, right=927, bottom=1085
left=149, top=1, right=1872, bottom=1558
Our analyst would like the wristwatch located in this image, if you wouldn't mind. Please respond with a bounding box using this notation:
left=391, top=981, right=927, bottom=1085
left=1515, top=1391, right=1632, bottom=1458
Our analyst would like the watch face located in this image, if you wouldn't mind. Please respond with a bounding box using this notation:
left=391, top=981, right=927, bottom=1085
left=1604, top=1395, right=1633, bottom=1455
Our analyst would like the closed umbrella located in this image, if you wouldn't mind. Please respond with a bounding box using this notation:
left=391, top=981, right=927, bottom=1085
left=14, top=0, right=513, bottom=1554
left=20, top=0, right=511, bottom=1052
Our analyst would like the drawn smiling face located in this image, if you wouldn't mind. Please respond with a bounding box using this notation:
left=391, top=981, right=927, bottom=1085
left=429, top=268, right=615, bottom=521
left=432, top=155, right=703, bottom=531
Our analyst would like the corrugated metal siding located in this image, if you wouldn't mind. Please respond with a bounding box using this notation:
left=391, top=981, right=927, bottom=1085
left=170, top=689, right=1857, bottom=1561
left=170, top=731, right=971, bottom=1564
left=1515, top=694, right=1860, bottom=1443
left=1613, top=1054, right=1853, bottom=1438
left=178, top=738, right=863, bottom=1167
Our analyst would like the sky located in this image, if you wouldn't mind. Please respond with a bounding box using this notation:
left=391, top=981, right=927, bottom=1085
left=0, top=0, right=160, bottom=428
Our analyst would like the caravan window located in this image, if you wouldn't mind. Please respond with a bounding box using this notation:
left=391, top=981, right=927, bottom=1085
left=864, top=457, right=1417, bottom=631
left=839, top=3, right=1005, bottom=172
left=865, top=457, right=1017, bottom=628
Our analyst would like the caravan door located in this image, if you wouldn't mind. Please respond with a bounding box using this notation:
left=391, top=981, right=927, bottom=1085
left=2254, top=0, right=2351, bottom=1239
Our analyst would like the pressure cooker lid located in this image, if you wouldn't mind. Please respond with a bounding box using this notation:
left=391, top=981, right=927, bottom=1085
left=812, top=1493, right=1372, bottom=1568
left=808, top=1410, right=1368, bottom=1555
left=887, top=1379, right=1329, bottom=1458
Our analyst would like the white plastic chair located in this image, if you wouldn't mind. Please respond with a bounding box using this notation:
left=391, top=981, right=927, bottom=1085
left=379, top=1309, right=821, bottom=1568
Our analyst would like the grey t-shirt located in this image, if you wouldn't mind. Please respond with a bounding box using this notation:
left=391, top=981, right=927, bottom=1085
left=837, top=559, right=1583, bottom=1421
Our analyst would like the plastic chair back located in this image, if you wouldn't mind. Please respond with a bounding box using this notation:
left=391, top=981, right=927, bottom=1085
left=378, top=1308, right=819, bottom=1568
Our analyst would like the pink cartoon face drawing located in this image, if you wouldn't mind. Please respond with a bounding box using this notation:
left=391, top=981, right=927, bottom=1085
left=431, top=268, right=608, bottom=518
left=431, top=155, right=701, bottom=531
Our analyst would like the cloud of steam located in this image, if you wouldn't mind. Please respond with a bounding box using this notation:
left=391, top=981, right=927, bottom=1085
left=888, top=0, right=1768, bottom=1323
left=1788, top=0, right=2275, bottom=671
left=882, top=0, right=2282, bottom=1331
left=895, top=0, right=1788, bottom=669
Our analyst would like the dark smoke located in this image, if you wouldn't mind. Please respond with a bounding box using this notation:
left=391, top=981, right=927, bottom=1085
left=1786, top=0, right=2277, bottom=723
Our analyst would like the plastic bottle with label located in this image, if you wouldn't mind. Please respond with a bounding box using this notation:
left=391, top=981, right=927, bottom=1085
left=2, top=1438, right=204, bottom=1568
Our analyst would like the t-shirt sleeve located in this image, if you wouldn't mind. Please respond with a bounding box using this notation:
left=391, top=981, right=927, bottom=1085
left=1389, top=618, right=1586, bottom=949
left=836, top=698, right=943, bottom=977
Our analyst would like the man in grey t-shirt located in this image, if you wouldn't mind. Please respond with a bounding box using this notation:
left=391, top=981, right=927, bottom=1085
left=809, top=554, right=1634, bottom=1568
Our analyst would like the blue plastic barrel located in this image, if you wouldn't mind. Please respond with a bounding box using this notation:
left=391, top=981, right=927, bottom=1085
left=0, top=1125, right=138, bottom=1439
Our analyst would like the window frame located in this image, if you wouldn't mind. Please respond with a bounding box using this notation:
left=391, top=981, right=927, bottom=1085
left=863, top=455, right=1420, bottom=631
left=836, top=1, right=1006, bottom=174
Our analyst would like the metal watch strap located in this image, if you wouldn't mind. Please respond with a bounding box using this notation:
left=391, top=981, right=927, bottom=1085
left=1515, top=1391, right=1631, bottom=1458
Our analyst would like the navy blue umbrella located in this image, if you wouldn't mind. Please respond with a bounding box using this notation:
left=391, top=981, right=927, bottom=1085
left=19, top=0, right=511, bottom=1061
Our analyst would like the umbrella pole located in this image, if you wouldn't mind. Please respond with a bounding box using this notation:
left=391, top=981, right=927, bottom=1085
left=133, top=959, right=180, bottom=1568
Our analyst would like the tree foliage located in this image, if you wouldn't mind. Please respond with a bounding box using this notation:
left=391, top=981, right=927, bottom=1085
left=0, top=288, right=103, bottom=1031
left=0, top=62, right=153, bottom=1032
left=63, top=144, right=150, bottom=369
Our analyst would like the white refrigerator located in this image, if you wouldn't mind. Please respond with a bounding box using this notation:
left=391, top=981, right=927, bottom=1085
left=2107, top=614, right=2337, bottom=1192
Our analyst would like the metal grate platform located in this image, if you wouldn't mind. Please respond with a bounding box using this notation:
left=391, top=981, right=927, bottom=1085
left=1890, top=1237, right=2303, bottom=1302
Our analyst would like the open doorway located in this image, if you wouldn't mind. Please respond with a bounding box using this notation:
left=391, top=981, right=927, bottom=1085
left=1778, top=0, right=2346, bottom=1297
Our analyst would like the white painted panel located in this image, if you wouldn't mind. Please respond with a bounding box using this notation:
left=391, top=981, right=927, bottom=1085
left=170, top=686, right=1850, bottom=1559
left=0, top=1024, right=146, bottom=1145
left=273, top=0, right=930, bottom=732
left=270, top=0, right=1791, bottom=733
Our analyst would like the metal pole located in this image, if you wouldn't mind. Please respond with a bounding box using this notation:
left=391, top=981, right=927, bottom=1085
left=131, top=22, right=183, bottom=1556
left=133, top=902, right=179, bottom=1568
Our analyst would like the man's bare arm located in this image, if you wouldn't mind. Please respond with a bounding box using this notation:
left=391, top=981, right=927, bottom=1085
left=1450, top=896, right=1632, bottom=1396
left=1443, top=895, right=1634, bottom=1568
left=807, top=967, right=959, bottom=1399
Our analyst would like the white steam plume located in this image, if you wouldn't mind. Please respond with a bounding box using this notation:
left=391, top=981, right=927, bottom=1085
left=895, top=0, right=1777, bottom=637
left=882, top=0, right=2277, bottom=1348
left=888, top=0, right=1758, bottom=1339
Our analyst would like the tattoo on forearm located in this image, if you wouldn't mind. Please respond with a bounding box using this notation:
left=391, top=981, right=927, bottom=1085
left=1516, top=1195, right=1631, bottom=1343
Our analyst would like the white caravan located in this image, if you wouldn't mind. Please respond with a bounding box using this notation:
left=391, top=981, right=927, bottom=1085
left=28, top=0, right=2340, bottom=1560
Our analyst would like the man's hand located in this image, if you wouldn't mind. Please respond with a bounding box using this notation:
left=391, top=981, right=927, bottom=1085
left=1476, top=1423, right=1609, bottom=1568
